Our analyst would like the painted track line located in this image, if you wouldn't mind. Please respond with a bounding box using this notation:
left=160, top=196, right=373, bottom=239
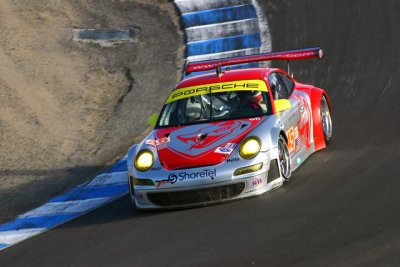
left=0, top=158, right=128, bottom=250
left=175, top=0, right=252, bottom=13
left=185, top=18, right=260, bottom=42
left=175, top=0, right=271, bottom=76
left=187, top=33, right=261, bottom=56
left=181, top=4, right=258, bottom=28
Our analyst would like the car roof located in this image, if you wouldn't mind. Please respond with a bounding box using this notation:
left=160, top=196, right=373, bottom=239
left=175, top=67, right=280, bottom=89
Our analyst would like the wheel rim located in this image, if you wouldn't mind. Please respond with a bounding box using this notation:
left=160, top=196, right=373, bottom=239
left=320, top=96, right=332, bottom=141
left=278, top=138, right=291, bottom=179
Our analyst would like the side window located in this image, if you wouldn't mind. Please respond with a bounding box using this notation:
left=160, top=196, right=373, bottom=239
left=268, top=73, right=289, bottom=100
left=278, top=73, right=295, bottom=96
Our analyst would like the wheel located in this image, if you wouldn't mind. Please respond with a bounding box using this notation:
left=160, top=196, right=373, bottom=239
left=320, top=95, right=332, bottom=144
left=278, top=135, right=291, bottom=180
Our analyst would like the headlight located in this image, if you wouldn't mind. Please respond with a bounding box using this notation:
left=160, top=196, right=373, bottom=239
left=239, top=137, right=261, bottom=159
left=134, top=149, right=154, bottom=172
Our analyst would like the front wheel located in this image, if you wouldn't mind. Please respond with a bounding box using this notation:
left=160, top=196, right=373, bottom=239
left=320, top=95, right=333, bottom=144
left=278, top=136, right=291, bottom=181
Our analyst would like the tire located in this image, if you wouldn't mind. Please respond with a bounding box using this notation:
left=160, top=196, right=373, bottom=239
left=278, top=135, right=291, bottom=181
left=320, top=95, right=333, bottom=144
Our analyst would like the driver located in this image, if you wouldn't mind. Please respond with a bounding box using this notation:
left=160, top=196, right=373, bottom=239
left=235, top=90, right=267, bottom=115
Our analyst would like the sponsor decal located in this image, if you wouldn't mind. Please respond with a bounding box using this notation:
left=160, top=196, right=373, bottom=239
left=215, top=147, right=233, bottom=154
left=225, top=143, right=237, bottom=149
left=156, top=136, right=170, bottom=150
left=150, top=167, right=161, bottom=171
left=294, top=126, right=301, bottom=153
left=249, top=117, right=261, bottom=121
left=298, top=97, right=312, bottom=149
left=251, top=177, right=263, bottom=187
left=134, top=191, right=144, bottom=201
left=169, top=121, right=245, bottom=158
left=295, top=136, right=301, bottom=153
left=286, top=126, right=295, bottom=153
left=157, top=137, right=170, bottom=144
left=165, top=80, right=268, bottom=104
left=146, top=139, right=156, bottom=148
left=156, top=169, right=216, bottom=187
left=286, top=126, right=301, bottom=153
left=292, top=93, right=312, bottom=149
left=146, top=137, right=170, bottom=150
left=156, top=173, right=178, bottom=187
left=227, top=157, right=239, bottom=163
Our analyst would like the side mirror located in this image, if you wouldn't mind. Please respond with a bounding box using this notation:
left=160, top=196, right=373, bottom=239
left=148, top=114, right=159, bottom=127
left=274, top=99, right=291, bottom=113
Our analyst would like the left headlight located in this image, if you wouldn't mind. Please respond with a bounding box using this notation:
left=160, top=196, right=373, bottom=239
left=239, top=137, right=261, bottom=159
left=134, top=149, right=154, bottom=172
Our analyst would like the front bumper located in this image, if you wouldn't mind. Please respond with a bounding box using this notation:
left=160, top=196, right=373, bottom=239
left=130, top=162, right=283, bottom=209
left=129, top=147, right=284, bottom=209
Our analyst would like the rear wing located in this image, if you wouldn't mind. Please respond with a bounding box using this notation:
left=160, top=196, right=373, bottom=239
left=185, top=47, right=323, bottom=75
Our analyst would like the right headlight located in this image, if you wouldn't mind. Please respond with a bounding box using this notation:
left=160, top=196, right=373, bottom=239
left=134, top=149, right=154, bottom=172
left=239, top=136, right=261, bottom=159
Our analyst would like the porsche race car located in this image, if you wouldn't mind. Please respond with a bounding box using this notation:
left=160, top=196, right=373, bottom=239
left=127, top=47, right=332, bottom=209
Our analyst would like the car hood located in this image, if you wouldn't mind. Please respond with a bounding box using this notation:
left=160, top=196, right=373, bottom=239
left=151, top=118, right=263, bottom=170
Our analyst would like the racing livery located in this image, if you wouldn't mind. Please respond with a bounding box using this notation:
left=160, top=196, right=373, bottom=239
left=127, top=47, right=332, bottom=209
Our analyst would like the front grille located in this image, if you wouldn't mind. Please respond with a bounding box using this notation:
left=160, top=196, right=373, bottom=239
left=147, top=182, right=245, bottom=206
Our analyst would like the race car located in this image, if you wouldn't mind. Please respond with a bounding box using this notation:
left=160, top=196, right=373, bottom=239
left=127, top=47, right=332, bottom=209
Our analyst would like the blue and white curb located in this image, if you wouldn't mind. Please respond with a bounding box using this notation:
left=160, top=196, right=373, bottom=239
left=175, top=0, right=271, bottom=76
left=0, top=158, right=129, bottom=250
left=0, top=0, right=271, bottom=251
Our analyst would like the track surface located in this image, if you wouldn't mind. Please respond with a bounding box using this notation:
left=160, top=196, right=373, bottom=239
left=1, top=0, right=400, bottom=266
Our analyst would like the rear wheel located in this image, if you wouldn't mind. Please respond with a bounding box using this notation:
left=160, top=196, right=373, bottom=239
left=278, top=135, right=291, bottom=181
left=320, top=95, right=332, bottom=144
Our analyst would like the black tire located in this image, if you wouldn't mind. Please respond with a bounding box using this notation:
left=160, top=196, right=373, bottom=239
left=320, top=95, right=333, bottom=144
left=278, top=135, right=292, bottom=181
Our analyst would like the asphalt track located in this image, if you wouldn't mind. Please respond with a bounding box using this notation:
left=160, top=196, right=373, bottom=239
left=1, top=0, right=400, bottom=266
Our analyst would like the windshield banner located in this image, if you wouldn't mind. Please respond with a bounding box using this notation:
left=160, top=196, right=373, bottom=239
left=166, top=80, right=268, bottom=104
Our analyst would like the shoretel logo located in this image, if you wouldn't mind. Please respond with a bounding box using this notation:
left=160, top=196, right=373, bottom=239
left=177, top=169, right=216, bottom=181
left=156, top=169, right=216, bottom=187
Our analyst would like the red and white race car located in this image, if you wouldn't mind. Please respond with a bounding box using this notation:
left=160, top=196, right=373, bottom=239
left=127, top=47, right=332, bottom=209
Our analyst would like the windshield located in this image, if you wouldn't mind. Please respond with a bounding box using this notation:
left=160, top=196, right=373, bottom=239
left=157, top=80, right=272, bottom=128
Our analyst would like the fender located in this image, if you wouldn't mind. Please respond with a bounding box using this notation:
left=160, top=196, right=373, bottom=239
left=127, top=144, right=138, bottom=173
left=297, top=86, right=331, bottom=151
left=270, top=127, right=288, bottom=149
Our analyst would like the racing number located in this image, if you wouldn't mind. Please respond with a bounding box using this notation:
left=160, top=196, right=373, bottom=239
left=286, top=127, right=295, bottom=153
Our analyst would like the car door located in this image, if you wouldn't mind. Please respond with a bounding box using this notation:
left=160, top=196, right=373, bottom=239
left=268, top=72, right=303, bottom=161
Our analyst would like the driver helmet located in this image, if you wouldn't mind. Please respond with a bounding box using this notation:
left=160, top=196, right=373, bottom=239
left=245, top=90, right=263, bottom=104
